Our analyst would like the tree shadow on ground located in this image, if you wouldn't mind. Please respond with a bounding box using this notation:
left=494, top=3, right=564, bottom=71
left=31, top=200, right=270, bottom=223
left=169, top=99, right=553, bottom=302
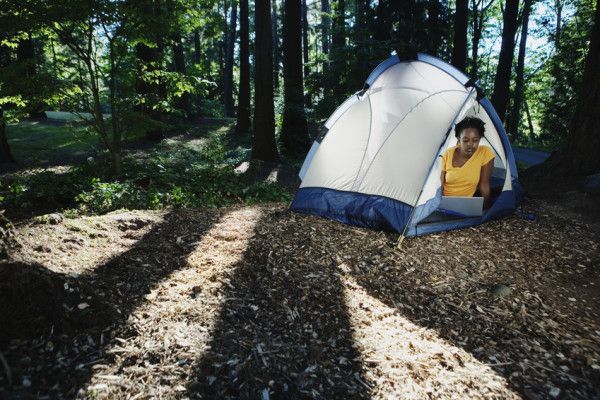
left=348, top=235, right=600, bottom=399
left=187, top=210, right=371, bottom=399
left=0, top=209, right=220, bottom=398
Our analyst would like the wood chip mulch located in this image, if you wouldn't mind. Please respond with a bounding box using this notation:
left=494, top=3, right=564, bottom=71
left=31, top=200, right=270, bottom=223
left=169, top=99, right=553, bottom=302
left=0, top=197, right=598, bottom=399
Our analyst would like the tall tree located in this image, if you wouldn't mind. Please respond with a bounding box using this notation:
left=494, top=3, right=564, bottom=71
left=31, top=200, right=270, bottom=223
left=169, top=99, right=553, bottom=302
left=224, top=0, right=238, bottom=117
left=353, top=0, right=370, bottom=82
left=272, top=0, right=281, bottom=89
left=0, top=108, right=15, bottom=164
left=132, top=1, right=168, bottom=140
left=302, top=0, right=309, bottom=80
left=281, top=0, right=310, bottom=156
left=373, top=0, right=392, bottom=42
left=301, top=0, right=311, bottom=106
left=331, top=0, right=346, bottom=98
left=452, top=0, right=468, bottom=71
left=490, top=0, right=519, bottom=123
left=1, top=38, right=16, bottom=163
left=193, top=28, right=203, bottom=117
left=235, top=0, right=251, bottom=134
left=321, top=0, right=331, bottom=56
left=509, top=0, right=532, bottom=141
left=16, top=33, right=46, bottom=118
left=425, top=0, right=444, bottom=57
left=395, top=0, right=425, bottom=58
left=320, top=0, right=331, bottom=93
left=173, top=31, right=192, bottom=118
left=469, top=0, right=494, bottom=78
left=193, top=29, right=201, bottom=65
left=549, top=0, right=600, bottom=175
left=253, top=0, right=279, bottom=161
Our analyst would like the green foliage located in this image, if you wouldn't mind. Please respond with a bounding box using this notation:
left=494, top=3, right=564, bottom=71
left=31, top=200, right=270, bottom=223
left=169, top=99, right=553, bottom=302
left=1, top=122, right=292, bottom=216
left=538, top=0, right=596, bottom=147
left=6, top=122, right=98, bottom=162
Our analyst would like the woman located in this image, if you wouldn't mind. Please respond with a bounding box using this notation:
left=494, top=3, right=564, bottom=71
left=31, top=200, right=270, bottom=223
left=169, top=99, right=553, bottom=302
left=441, top=117, right=495, bottom=209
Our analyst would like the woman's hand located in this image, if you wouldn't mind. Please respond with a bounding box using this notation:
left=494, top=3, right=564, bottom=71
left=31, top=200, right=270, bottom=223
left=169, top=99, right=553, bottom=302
left=479, top=160, right=494, bottom=209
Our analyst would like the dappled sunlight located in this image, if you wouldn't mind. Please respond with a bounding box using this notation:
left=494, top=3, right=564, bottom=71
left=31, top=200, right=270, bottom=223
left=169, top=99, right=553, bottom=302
left=10, top=210, right=165, bottom=275
left=341, top=274, right=520, bottom=399
left=82, top=207, right=263, bottom=397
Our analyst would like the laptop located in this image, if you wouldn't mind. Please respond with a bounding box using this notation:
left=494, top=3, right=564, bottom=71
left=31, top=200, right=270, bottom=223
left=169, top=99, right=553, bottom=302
left=438, top=196, right=484, bottom=217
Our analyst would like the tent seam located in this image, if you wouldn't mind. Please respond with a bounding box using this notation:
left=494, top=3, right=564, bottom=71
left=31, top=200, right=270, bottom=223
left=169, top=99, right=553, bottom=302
left=351, top=94, right=374, bottom=191
left=354, top=89, right=467, bottom=190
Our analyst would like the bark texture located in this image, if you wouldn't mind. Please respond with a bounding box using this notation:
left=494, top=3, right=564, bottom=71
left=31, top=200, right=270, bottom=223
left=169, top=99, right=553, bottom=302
left=252, top=0, right=280, bottom=162
left=452, top=0, right=468, bottom=72
left=235, top=0, right=251, bottom=134
left=490, top=0, right=519, bottom=123
left=281, top=0, right=310, bottom=157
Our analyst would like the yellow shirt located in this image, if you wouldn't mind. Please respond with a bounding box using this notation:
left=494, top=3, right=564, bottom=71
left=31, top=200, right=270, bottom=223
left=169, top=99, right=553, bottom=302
left=442, top=146, right=495, bottom=197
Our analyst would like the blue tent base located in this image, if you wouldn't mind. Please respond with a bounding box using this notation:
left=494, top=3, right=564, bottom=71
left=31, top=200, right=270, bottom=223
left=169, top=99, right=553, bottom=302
left=291, top=187, right=520, bottom=237
left=290, top=187, right=412, bottom=233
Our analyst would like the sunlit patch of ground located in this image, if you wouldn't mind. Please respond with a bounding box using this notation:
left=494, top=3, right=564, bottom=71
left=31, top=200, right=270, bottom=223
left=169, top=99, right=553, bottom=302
left=342, top=274, right=519, bottom=399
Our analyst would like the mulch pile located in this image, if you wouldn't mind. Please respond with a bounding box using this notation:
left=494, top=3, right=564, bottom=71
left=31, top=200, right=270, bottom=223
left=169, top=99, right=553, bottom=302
left=0, top=197, right=598, bottom=399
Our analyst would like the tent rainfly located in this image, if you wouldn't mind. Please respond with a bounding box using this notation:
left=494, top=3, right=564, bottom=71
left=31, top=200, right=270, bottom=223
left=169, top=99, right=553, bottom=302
left=290, top=53, right=524, bottom=237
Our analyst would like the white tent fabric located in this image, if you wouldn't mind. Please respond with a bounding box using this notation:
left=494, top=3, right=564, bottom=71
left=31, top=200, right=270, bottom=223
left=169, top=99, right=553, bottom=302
left=299, top=61, right=508, bottom=209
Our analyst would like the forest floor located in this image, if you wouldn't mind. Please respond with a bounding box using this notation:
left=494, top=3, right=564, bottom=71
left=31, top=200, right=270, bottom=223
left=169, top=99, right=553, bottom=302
left=1, top=188, right=599, bottom=399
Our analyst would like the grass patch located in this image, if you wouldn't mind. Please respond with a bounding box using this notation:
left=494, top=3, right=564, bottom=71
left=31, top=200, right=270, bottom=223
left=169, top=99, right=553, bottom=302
left=6, top=121, right=98, bottom=162
left=1, top=122, right=292, bottom=216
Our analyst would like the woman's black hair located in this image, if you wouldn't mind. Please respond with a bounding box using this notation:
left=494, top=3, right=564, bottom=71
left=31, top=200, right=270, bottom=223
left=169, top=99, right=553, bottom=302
left=454, top=116, right=486, bottom=139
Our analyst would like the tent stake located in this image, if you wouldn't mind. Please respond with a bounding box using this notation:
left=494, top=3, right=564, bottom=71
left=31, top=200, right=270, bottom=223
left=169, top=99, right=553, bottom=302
left=396, top=235, right=406, bottom=249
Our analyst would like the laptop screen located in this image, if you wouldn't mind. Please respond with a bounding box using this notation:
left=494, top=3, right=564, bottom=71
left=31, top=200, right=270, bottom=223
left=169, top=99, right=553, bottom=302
left=438, top=196, right=484, bottom=217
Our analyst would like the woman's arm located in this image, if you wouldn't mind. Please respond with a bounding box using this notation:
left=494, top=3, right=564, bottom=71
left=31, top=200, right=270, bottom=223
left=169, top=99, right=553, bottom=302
left=479, top=160, right=494, bottom=209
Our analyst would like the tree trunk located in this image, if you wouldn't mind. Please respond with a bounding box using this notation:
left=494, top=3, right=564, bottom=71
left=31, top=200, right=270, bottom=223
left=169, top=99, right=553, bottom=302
left=302, top=0, right=311, bottom=105
left=321, top=0, right=331, bottom=91
left=135, top=42, right=166, bottom=140
left=0, top=108, right=15, bottom=164
left=253, top=0, right=279, bottom=162
left=16, top=33, right=45, bottom=118
left=426, top=0, right=443, bottom=57
left=353, top=0, right=370, bottom=85
left=16, top=35, right=36, bottom=78
left=490, top=0, right=519, bottom=123
left=272, top=0, right=281, bottom=89
left=396, top=0, right=422, bottom=58
left=555, top=0, right=563, bottom=48
left=452, top=0, right=468, bottom=72
left=302, top=0, right=309, bottom=74
left=331, top=0, right=346, bottom=98
left=470, top=0, right=493, bottom=78
left=509, top=0, right=532, bottom=142
left=193, top=30, right=203, bottom=117
left=236, top=0, right=251, bottom=134
left=321, top=0, right=331, bottom=54
left=281, top=0, right=310, bottom=157
left=173, top=32, right=192, bottom=118
left=219, top=0, right=228, bottom=95
left=524, top=99, right=535, bottom=139
left=224, top=0, right=238, bottom=117
left=0, top=42, right=15, bottom=163
left=194, top=30, right=201, bottom=65
left=374, top=0, right=392, bottom=42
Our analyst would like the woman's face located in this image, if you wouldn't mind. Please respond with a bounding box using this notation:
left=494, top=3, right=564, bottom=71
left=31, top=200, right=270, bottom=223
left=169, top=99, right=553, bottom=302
left=458, top=128, right=481, bottom=157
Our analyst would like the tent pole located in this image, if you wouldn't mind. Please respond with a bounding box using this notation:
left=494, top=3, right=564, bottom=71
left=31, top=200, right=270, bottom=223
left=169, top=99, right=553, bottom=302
left=397, top=87, right=477, bottom=248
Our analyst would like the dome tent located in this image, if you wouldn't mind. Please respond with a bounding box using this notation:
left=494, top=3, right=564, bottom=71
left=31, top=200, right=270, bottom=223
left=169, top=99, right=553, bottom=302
left=290, top=52, right=524, bottom=237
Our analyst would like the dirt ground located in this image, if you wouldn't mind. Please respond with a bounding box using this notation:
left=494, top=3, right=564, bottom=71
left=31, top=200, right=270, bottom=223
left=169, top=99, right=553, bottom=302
left=0, top=192, right=599, bottom=399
